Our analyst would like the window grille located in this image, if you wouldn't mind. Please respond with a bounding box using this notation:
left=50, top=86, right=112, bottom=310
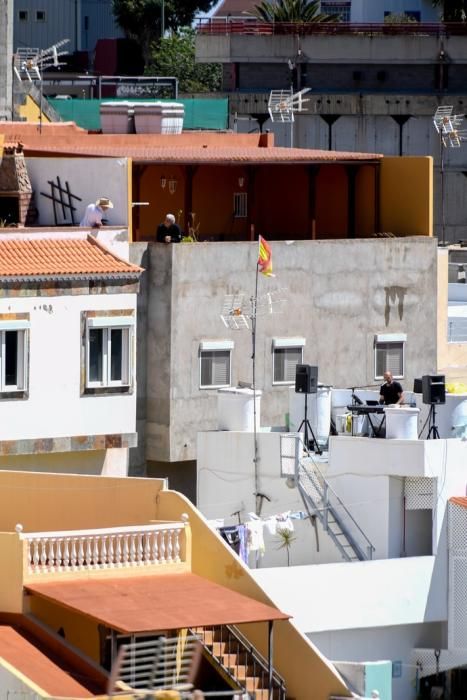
left=233, top=192, right=248, bottom=218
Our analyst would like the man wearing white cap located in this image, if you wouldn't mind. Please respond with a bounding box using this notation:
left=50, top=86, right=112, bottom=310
left=80, top=197, right=114, bottom=228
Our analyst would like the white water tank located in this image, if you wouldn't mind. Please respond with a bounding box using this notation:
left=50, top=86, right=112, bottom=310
left=217, top=387, right=261, bottom=432
left=451, top=399, right=467, bottom=438
left=133, top=101, right=185, bottom=134
left=384, top=406, right=419, bottom=440
left=289, top=385, right=332, bottom=449
left=100, top=102, right=134, bottom=134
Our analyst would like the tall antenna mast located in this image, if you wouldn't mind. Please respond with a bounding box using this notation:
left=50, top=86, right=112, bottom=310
left=221, top=287, right=286, bottom=515
left=432, top=106, right=467, bottom=244
left=268, top=87, right=311, bottom=148
left=14, top=39, right=70, bottom=133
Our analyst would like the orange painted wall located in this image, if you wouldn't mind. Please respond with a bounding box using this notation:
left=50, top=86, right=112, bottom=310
left=355, top=165, right=376, bottom=237
left=135, top=162, right=376, bottom=242
left=192, top=165, right=250, bottom=240
left=255, top=165, right=309, bottom=239
left=315, top=165, right=348, bottom=238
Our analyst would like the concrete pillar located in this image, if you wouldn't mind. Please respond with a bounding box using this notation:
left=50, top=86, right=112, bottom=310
left=0, top=0, right=13, bottom=120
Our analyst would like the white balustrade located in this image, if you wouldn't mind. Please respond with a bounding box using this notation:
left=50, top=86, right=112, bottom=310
left=20, top=523, right=185, bottom=575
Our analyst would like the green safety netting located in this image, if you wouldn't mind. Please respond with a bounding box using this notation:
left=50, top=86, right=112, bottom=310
left=47, top=97, right=229, bottom=132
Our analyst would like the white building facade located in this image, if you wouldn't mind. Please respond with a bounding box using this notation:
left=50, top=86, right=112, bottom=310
left=0, top=230, right=142, bottom=476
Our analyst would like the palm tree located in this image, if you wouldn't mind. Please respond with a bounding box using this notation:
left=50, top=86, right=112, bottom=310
left=432, top=0, right=467, bottom=21
left=253, top=0, right=339, bottom=23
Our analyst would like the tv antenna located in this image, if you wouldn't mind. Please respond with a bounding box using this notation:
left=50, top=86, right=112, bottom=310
left=220, top=287, right=286, bottom=515
left=268, top=87, right=311, bottom=148
left=14, top=39, right=70, bottom=133
left=432, top=106, right=467, bottom=244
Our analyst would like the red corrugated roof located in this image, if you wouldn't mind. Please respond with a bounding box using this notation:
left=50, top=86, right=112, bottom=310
left=0, top=235, right=142, bottom=278
left=26, top=573, right=290, bottom=633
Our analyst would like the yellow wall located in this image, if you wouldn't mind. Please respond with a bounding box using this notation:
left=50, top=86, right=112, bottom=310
left=0, top=534, right=25, bottom=612
left=437, top=249, right=467, bottom=380
left=380, top=156, right=433, bottom=237
left=356, top=165, right=376, bottom=236
left=28, top=596, right=101, bottom=662
left=0, top=471, right=165, bottom=532
left=18, top=95, right=51, bottom=124
left=0, top=471, right=350, bottom=699
left=156, top=491, right=351, bottom=700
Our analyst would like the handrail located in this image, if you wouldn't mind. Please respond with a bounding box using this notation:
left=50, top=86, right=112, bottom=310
left=18, top=522, right=185, bottom=540
left=299, top=459, right=375, bottom=557
left=227, top=624, right=286, bottom=694
left=196, top=18, right=467, bottom=37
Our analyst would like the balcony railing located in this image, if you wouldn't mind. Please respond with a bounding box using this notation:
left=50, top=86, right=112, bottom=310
left=196, top=18, right=467, bottom=37
left=19, top=522, right=187, bottom=575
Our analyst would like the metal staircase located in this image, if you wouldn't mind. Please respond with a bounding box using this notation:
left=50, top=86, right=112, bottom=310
left=280, top=435, right=375, bottom=562
left=192, top=625, right=286, bottom=700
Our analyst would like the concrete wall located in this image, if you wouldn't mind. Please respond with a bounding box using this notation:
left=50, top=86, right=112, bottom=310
left=0, top=0, right=13, bottom=120
left=312, top=623, right=443, bottom=700
left=26, top=157, right=130, bottom=228
left=438, top=249, right=467, bottom=381
left=143, top=237, right=438, bottom=462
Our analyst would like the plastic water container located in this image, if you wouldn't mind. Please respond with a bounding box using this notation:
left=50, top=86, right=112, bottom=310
left=384, top=406, right=420, bottom=440
left=336, top=414, right=348, bottom=434
left=451, top=399, right=467, bottom=438
left=100, top=102, right=133, bottom=134
left=217, top=387, right=261, bottom=432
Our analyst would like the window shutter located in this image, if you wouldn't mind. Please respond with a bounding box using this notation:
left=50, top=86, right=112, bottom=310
left=200, top=350, right=231, bottom=387
left=274, top=347, right=303, bottom=383
left=375, top=342, right=403, bottom=378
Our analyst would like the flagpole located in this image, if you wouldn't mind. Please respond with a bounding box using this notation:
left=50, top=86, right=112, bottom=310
left=252, top=259, right=260, bottom=516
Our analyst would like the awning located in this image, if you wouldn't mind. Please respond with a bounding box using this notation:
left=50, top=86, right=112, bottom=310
left=25, top=573, right=290, bottom=633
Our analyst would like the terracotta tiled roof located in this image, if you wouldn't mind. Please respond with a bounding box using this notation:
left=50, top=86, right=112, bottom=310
left=0, top=123, right=383, bottom=163
left=450, top=497, right=467, bottom=509
left=19, top=142, right=383, bottom=163
left=0, top=235, right=142, bottom=279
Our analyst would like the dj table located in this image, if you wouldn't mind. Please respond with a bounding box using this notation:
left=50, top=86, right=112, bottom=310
left=346, top=404, right=386, bottom=437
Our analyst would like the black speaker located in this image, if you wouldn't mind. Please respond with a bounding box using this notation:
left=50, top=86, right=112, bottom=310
left=413, top=378, right=423, bottom=394
left=422, top=375, right=446, bottom=405
left=295, top=365, right=318, bottom=394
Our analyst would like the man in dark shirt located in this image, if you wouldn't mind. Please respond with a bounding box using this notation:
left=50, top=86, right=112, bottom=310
left=379, top=371, right=404, bottom=405
left=156, top=213, right=182, bottom=243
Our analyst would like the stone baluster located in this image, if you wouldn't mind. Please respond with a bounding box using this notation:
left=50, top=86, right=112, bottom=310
left=101, top=536, right=108, bottom=569
left=85, top=538, right=92, bottom=569
left=32, top=539, right=40, bottom=573
left=123, top=534, right=129, bottom=565
left=71, top=538, right=78, bottom=570
left=116, top=535, right=122, bottom=567
left=159, top=531, right=166, bottom=563
left=173, top=528, right=181, bottom=563
left=109, top=536, right=115, bottom=567
left=78, top=538, right=85, bottom=568
left=129, top=534, right=136, bottom=565
left=62, top=539, right=70, bottom=570
left=151, top=531, right=159, bottom=564
left=144, top=533, right=151, bottom=565
left=40, top=539, right=47, bottom=572
left=166, top=530, right=173, bottom=563
left=48, top=539, right=56, bottom=572
left=137, top=535, right=143, bottom=565
left=92, top=537, right=100, bottom=569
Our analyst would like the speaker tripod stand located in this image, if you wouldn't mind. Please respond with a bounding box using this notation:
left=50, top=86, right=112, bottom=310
left=427, top=403, right=440, bottom=439
left=297, top=393, right=322, bottom=455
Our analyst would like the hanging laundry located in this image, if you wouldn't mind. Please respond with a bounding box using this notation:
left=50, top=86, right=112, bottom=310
left=246, top=520, right=265, bottom=557
left=219, top=526, right=242, bottom=556
left=207, top=518, right=225, bottom=530
left=264, top=517, right=278, bottom=535
left=276, top=511, right=294, bottom=534
left=238, top=525, right=248, bottom=564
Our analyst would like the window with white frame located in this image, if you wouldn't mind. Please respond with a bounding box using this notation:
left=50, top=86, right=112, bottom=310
left=86, top=317, right=133, bottom=389
left=273, top=337, right=305, bottom=384
left=374, top=334, right=406, bottom=379
left=0, top=322, right=29, bottom=393
left=199, top=341, right=233, bottom=389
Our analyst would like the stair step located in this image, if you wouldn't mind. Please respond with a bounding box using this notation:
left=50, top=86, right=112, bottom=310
left=222, top=652, right=250, bottom=666
left=245, top=676, right=263, bottom=691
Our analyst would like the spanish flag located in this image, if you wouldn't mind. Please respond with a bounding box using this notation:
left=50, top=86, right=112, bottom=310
left=258, top=235, right=274, bottom=277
